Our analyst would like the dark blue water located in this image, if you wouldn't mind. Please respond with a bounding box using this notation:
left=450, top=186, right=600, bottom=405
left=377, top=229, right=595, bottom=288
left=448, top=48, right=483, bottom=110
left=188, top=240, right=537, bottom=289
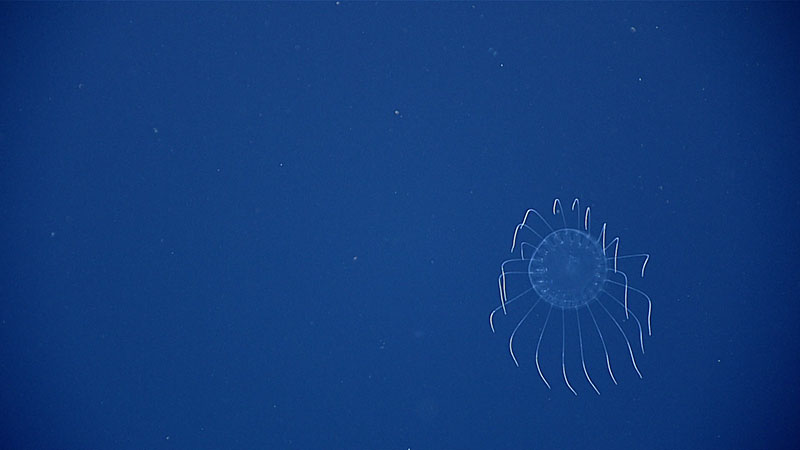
left=2, top=3, right=798, bottom=449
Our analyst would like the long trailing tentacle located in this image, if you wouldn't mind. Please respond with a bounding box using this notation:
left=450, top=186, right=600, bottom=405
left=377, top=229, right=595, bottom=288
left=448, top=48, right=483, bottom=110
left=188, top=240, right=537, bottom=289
left=561, top=309, right=577, bottom=395
left=571, top=198, right=581, bottom=227
left=606, top=268, right=630, bottom=318
left=605, top=237, right=620, bottom=272
left=614, top=253, right=650, bottom=277
left=511, top=223, right=544, bottom=252
left=499, top=258, right=529, bottom=312
left=520, top=242, right=536, bottom=260
left=490, top=285, right=533, bottom=332
left=600, top=289, right=645, bottom=353
left=508, top=297, right=543, bottom=367
left=587, top=304, right=617, bottom=384
left=552, top=198, right=568, bottom=230
left=585, top=207, right=591, bottom=234
left=511, top=208, right=553, bottom=251
left=606, top=279, right=652, bottom=335
left=577, top=308, right=600, bottom=394
left=596, top=299, right=642, bottom=379
left=598, top=223, right=607, bottom=248
left=536, top=305, right=554, bottom=389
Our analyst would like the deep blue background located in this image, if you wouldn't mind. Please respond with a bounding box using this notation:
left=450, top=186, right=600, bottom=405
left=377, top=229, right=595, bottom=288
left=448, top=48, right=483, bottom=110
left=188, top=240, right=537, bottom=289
left=2, top=3, right=799, bottom=449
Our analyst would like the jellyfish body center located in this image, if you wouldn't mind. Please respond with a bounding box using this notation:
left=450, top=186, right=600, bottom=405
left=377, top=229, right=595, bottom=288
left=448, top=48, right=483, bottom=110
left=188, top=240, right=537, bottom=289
left=529, top=229, right=607, bottom=308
